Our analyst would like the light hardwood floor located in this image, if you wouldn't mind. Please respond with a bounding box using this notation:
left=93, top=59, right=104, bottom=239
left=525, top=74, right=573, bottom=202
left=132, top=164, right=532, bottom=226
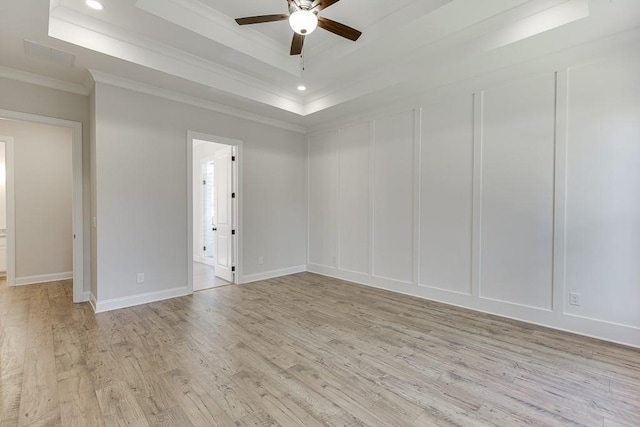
left=193, top=262, right=231, bottom=291
left=0, top=273, right=639, bottom=426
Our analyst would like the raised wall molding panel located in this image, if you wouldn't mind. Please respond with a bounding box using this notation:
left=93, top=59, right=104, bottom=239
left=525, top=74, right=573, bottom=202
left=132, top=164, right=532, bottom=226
left=372, top=110, right=416, bottom=285
left=478, top=73, right=556, bottom=311
left=420, top=95, right=474, bottom=295
left=337, top=122, right=371, bottom=276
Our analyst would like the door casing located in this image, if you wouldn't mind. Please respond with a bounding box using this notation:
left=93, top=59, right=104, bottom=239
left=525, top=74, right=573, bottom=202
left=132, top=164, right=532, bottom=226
left=0, top=109, right=84, bottom=302
left=187, top=131, right=241, bottom=291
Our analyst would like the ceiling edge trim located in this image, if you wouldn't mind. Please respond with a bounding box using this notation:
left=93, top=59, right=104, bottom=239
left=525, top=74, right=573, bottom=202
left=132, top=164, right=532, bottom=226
left=305, top=27, right=640, bottom=135
left=136, top=0, right=298, bottom=76
left=88, top=70, right=307, bottom=134
left=48, top=12, right=305, bottom=115
left=0, top=66, right=89, bottom=96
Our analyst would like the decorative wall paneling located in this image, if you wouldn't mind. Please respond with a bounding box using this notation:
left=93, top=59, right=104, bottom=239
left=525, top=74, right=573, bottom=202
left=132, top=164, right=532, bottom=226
left=307, top=54, right=640, bottom=347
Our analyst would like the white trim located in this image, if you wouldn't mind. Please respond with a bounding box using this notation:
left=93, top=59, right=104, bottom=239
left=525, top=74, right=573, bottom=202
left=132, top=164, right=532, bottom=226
left=307, top=265, right=640, bottom=349
left=187, top=131, right=243, bottom=294
left=89, top=70, right=306, bottom=134
left=368, top=120, right=375, bottom=278
left=49, top=12, right=305, bottom=115
left=240, top=265, right=307, bottom=285
left=0, top=110, right=84, bottom=303
left=412, top=109, right=421, bottom=286
left=136, top=0, right=297, bottom=75
left=14, top=272, right=73, bottom=286
left=2, top=136, right=16, bottom=289
left=231, top=144, right=240, bottom=285
left=93, top=286, right=190, bottom=313
left=89, top=292, right=97, bottom=312
left=471, top=92, right=484, bottom=298
left=83, top=290, right=90, bottom=302
left=306, top=135, right=311, bottom=265
left=0, top=66, right=89, bottom=96
left=554, top=68, right=569, bottom=314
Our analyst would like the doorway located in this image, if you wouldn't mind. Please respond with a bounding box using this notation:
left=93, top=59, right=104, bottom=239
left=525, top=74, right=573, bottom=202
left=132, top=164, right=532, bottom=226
left=0, top=110, right=83, bottom=303
left=0, top=141, right=6, bottom=277
left=188, top=132, right=240, bottom=292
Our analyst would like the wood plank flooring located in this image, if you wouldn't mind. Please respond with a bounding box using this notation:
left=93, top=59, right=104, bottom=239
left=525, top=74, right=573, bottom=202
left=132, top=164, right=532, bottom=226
left=1, top=273, right=639, bottom=426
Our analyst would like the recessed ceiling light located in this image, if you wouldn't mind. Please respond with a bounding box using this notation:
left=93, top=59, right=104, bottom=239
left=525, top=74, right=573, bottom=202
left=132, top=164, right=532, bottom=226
left=85, top=0, right=104, bottom=10
left=297, top=84, right=307, bottom=91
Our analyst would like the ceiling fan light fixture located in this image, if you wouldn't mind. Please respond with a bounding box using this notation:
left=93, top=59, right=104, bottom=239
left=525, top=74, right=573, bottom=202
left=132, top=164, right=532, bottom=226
left=85, top=0, right=104, bottom=10
left=289, top=10, right=318, bottom=35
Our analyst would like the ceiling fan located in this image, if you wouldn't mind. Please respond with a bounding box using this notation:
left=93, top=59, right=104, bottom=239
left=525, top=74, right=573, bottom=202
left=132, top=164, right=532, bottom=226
left=235, top=0, right=362, bottom=55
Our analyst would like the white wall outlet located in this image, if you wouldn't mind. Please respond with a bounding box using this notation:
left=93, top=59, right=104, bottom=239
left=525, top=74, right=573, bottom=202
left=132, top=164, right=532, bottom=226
left=569, top=292, right=581, bottom=306
left=136, top=273, right=145, bottom=284
left=92, top=216, right=97, bottom=227
left=258, top=256, right=264, bottom=265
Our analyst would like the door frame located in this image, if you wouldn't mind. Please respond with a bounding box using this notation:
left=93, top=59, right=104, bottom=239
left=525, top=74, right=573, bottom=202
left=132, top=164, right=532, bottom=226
left=187, top=131, right=242, bottom=292
left=0, top=109, right=84, bottom=302
left=1, top=137, right=14, bottom=286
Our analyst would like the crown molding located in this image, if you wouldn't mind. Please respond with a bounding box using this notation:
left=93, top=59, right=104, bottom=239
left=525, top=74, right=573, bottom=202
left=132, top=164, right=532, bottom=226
left=48, top=7, right=305, bottom=115
left=88, top=69, right=306, bottom=134
left=136, top=0, right=298, bottom=76
left=0, top=66, right=89, bottom=96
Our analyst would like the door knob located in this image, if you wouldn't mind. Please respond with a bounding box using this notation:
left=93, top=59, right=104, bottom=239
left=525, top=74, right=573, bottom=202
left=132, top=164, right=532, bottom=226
left=212, top=227, right=217, bottom=231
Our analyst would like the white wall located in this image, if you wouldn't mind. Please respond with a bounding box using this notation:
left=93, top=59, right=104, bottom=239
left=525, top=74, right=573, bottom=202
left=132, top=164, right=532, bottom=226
left=0, top=119, right=73, bottom=280
left=92, top=82, right=307, bottom=307
left=564, top=55, right=640, bottom=329
left=307, top=41, right=640, bottom=347
left=0, top=78, right=91, bottom=293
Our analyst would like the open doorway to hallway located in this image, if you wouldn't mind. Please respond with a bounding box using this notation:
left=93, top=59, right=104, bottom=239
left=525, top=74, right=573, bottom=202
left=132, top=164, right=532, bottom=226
left=0, top=118, right=77, bottom=292
left=192, top=138, right=237, bottom=291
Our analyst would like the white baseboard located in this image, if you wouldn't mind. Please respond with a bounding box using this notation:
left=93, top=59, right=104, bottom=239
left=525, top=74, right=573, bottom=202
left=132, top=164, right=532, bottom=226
left=93, top=286, right=191, bottom=313
left=14, top=271, right=73, bottom=286
left=90, top=292, right=97, bottom=312
left=80, top=290, right=91, bottom=303
left=306, top=264, right=640, bottom=349
left=240, top=265, right=306, bottom=284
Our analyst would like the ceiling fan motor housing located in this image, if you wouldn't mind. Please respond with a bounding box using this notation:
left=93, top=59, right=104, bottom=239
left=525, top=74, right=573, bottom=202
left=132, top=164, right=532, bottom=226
left=289, top=0, right=315, bottom=14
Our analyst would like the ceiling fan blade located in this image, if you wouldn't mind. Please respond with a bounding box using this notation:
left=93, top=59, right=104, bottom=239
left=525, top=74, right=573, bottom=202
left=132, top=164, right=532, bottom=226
left=290, top=33, right=305, bottom=55
left=235, top=14, right=289, bottom=26
left=317, top=16, right=361, bottom=41
left=311, top=0, right=340, bottom=12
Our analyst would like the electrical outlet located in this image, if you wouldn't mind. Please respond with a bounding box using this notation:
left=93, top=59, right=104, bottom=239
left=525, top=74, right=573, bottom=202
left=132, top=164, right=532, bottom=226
left=137, top=273, right=145, bottom=284
left=258, top=256, right=264, bottom=265
left=92, top=216, right=97, bottom=227
left=569, top=292, right=581, bottom=306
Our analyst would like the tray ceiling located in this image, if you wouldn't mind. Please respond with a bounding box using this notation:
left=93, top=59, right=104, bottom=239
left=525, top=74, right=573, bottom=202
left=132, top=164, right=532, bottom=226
left=1, top=1, right=639, bottom=128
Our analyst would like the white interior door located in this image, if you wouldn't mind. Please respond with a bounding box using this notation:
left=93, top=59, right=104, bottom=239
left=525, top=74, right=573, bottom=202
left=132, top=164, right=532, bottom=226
left=201, top=160, right=215, bottom=266
left=214, top=146, right=234, bottom=282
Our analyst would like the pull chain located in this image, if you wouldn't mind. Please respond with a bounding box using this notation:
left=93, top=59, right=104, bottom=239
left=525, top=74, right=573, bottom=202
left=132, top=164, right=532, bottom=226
left=298, top=50, right=307, bottom=91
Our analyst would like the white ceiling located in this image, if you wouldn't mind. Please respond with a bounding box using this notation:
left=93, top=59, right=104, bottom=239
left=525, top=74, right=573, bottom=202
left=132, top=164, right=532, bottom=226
left=1, top=0, right=639, bottom=129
